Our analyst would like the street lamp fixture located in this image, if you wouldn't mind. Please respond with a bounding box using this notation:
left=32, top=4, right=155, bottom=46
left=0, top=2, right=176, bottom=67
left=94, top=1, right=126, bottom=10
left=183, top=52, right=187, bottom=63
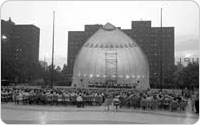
left=2, top=35, right=7, bottom=40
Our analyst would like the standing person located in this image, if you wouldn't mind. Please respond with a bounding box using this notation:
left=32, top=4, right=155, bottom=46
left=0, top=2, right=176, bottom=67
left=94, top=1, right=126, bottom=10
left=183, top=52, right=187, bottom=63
left=113, top=96, right=121, bottom=110
left=16, top=91, right=23, bottom=104
left=81, top=93, right=85, bottom=108
left=76, top=94, right=83, bottom=108
left=57, top=93, right=63, bottom=105
left=104, top=94, right=113, bottom=111
left=191, top=92, right=196, bottom=112
left=63, top=92, right=70, bottom=106
left=195, top=92, right=199, bottom=113
left=12, top=90, right=17, bottom=104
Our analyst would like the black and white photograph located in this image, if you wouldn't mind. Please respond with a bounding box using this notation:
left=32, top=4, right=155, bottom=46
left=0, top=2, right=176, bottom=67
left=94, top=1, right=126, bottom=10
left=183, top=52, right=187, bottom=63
left=1, top=0, right=199, bottom=124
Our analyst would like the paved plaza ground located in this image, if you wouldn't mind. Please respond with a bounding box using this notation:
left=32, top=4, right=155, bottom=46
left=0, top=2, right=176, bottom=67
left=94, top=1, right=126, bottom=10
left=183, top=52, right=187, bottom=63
left=1, top=102, right=199, bottom=124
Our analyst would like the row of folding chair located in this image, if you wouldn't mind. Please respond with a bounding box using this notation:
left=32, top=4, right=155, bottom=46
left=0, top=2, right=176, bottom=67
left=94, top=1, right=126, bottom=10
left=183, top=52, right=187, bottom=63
left=1, top=93, right=13, bottom=102
left=12, top=94, right=104, bottom=106
left=140, top=99, right=187, bottom=111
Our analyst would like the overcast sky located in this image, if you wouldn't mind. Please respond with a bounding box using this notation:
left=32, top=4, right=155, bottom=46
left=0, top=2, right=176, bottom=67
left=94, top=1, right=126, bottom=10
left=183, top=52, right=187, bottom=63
left=1, top=1, right=199, bottom=66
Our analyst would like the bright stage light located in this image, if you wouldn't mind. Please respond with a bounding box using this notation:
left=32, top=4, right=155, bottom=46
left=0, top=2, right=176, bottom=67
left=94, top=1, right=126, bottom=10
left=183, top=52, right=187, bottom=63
left=89, top=74, right=93, bottom=78
left=126, top=75, right=130, bottom=79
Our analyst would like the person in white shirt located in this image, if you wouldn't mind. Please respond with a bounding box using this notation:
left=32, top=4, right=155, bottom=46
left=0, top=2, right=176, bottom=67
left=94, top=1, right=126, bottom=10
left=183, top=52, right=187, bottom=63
left=76, top=94, right=83, bottom=108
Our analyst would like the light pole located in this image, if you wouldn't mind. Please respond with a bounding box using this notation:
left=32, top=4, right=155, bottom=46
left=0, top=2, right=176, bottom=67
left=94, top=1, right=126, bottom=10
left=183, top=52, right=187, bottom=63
left=160, top=8, right=163, bottom=91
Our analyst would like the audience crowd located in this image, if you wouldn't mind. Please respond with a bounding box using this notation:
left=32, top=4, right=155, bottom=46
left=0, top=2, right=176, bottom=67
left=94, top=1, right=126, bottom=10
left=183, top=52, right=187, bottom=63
left=1, top=86, right=199, bottom=113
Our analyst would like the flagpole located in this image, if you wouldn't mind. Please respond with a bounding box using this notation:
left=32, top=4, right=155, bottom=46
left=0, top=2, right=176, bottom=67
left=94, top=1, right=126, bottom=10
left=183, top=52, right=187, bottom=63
left=51, top=11, right=55, bottom=88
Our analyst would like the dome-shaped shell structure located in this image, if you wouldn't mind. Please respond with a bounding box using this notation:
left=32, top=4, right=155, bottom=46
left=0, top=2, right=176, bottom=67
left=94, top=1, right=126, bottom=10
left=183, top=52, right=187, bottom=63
left=72, top=23, right=150, bottom=90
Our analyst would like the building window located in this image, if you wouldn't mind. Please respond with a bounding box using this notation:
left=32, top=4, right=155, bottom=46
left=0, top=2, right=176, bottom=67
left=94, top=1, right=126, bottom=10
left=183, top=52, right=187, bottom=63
left=132, top=43, right=137, bottom=47
left=94, top=44, right=98, bottom=48
left=129, top=43, right=133, bottom=47
left=100, top=44, right=103, bottom=48
left=84, top=43, right=89, bottom=47
left=90, top=43, right=94, bottom=48
left=110, top=44, right=113, bottom=48
left=119, top=44, right=124, bottom=48
left=124, top=44, right=128, bottom=48
left=105, top=44, right=109, bottom=48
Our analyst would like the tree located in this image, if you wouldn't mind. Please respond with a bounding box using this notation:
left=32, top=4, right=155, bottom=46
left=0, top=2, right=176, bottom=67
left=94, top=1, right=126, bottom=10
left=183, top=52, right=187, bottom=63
left=2, top=55, right=44, bottom=84
left=163, top=65, right=178, bottom=88
left=62, top=64, right=68, bottom=74
left=156, top=62, right=199, bottom=89
left=178, top=62, right=199, bottom=90
left=56, top=66, right=61, bottom=72
left=43, top=64, right=67, bottom=86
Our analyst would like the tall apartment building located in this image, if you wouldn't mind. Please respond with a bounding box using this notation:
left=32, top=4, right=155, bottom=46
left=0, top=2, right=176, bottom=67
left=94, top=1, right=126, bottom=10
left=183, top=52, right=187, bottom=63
left=1, top=18, right=40, bottom=80
left=67, top=21, right=174, bottom=87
